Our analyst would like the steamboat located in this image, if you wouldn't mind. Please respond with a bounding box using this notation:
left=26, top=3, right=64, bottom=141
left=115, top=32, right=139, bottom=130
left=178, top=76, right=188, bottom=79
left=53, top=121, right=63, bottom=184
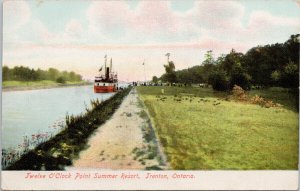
left=94, top=55, right=118, bottom=93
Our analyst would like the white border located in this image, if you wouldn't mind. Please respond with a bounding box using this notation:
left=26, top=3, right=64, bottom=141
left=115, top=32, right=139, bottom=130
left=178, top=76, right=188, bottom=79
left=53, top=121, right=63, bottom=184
left=1, top=0, right=299, bottom=190
left=1, top=170, right=298, bottom=190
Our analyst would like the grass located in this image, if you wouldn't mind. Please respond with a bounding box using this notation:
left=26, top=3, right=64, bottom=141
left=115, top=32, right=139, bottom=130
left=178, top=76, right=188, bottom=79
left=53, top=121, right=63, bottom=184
left=2, top=80, right=90, bottom=88
left=137, top=86, right=298, bottom=170
left=250, top=87, right=298, bottom=112
left=131, top=98, right=165, bottom=170
left=5, top=87, right=132, bottom=170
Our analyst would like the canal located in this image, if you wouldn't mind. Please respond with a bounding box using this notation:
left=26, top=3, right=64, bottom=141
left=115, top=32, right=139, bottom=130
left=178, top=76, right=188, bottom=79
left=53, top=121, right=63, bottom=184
left=2, top=85, right=117, bottom=150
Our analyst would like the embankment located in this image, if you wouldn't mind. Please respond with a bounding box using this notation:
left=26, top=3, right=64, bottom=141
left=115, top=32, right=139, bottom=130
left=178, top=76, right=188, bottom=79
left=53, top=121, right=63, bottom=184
left=2, top=81, right=92, bottom=92
left=5, top=87, right=132, bottom=170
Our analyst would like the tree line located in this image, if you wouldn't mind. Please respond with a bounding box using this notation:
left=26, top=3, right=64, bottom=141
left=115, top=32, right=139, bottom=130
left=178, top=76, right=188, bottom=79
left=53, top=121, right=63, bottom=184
left=2, top=66, right=82, bottom=83
left=157, top=34, right=299, bottom=91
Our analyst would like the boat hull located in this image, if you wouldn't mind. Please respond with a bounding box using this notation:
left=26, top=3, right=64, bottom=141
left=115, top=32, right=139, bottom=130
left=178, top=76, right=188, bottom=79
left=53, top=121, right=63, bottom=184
left=94, top=85, right=116, bottom=93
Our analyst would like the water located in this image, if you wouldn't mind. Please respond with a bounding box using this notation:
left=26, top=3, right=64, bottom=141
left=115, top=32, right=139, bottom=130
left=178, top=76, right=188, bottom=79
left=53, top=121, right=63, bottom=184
left=2, top=85, right=125, bottom=150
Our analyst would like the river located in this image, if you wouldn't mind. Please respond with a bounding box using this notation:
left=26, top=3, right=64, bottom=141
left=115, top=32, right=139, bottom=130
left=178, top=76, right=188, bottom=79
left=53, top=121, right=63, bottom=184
left=2, top=85, right=124, bottom=150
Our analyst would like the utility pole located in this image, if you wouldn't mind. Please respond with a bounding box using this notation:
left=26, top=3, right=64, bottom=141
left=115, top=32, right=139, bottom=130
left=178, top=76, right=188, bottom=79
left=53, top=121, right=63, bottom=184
left=143, top=59, right=146, bottom=83
left=165, top=53, right=170, bottom=63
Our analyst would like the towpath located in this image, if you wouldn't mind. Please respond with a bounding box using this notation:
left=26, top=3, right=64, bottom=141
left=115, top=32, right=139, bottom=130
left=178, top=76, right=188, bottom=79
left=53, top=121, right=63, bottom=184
left=68, top=88, right=163, bottom=170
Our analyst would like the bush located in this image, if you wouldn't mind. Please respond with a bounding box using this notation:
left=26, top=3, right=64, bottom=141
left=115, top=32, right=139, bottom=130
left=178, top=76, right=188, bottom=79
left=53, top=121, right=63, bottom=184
left=229, top=72, right=251, bottom=90
left=56, top=76, right=66, bottom=84
left=209, top=71, right=229, bottom=91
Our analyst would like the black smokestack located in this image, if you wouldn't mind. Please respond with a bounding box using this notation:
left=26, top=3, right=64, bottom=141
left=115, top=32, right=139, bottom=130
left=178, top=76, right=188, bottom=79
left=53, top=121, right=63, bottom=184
left=106, top=67, right=109, bottom=79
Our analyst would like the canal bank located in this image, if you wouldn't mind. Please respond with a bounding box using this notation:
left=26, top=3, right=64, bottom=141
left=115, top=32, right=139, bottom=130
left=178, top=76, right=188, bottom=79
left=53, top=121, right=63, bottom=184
left=2, top=81, right=92, bottom=92
left=5, top=87, right=131, bottom=170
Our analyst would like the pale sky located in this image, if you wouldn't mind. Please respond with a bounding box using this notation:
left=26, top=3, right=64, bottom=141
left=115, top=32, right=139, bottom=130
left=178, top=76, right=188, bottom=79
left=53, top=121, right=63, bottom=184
left=3, top=0, right=300, bottom=81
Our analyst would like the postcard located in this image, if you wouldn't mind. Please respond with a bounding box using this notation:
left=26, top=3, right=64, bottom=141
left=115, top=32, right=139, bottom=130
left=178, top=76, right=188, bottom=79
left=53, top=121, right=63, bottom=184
left=1, top=0, right=299, bottom=190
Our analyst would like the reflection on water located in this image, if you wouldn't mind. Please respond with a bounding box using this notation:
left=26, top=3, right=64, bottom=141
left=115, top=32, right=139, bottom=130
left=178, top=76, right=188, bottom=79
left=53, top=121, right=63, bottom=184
left=2, top=85, right=117, bottom=150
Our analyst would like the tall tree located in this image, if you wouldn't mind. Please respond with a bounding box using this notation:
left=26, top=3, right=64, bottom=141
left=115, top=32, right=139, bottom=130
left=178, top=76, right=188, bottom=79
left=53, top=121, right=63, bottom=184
left=163, top=61, right=177, bottom=83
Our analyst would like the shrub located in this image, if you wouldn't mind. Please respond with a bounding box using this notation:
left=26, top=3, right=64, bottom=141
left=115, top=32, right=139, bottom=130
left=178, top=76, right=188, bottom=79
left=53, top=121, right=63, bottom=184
left=56, top=76, right=66, bottom=84
left=229, top=72, right=251, bottom=90
left=209, top=71, right=229, bottom=91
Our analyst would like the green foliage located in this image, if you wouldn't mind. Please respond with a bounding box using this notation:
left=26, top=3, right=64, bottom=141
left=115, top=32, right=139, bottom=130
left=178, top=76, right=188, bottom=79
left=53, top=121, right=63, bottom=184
left=280, top=61, right=299, bottom=88
left=152, top=76, right=158, bottom=83
left=163, top=61, right=177, bottom=83
left=56, top=76, right=66, bottom=84
left=271, top=70, right=281, bottom=82
left=157, top=34, right=299, bottom=91
left=229, top=66, right=251, bottom=90
left=2, top=66, right=10, bottom=81
left=208, top=70, right=229, bottom=91
left=203, top=50, right=215, bottom=65
left=2, top=66, right=82, bottom=82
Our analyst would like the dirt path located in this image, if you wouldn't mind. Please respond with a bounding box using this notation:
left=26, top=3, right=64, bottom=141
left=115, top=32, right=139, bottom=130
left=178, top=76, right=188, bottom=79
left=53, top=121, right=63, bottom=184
left=68, top=88, right=163, bottom=170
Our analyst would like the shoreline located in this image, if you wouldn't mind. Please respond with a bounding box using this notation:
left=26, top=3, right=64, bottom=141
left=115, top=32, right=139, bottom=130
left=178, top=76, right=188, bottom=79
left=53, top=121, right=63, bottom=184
left=2, top=82, right=92, bottom=92
left=5, top=87, right=132, bottom=170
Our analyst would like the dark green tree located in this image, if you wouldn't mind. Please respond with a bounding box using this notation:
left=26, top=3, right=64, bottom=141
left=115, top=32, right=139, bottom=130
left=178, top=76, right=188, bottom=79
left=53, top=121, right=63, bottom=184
left=152, top=76, right=158, bottom=83
left=163, top=61, right=177, bottom=83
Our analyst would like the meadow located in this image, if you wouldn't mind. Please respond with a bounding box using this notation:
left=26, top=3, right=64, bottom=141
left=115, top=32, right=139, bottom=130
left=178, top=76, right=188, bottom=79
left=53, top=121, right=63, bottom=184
left=137, top=86, right=298, bottom=170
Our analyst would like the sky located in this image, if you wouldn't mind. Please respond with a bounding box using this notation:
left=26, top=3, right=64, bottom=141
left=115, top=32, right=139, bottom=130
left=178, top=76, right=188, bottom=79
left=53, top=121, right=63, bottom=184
left=3, top=0, right=300, bottom=81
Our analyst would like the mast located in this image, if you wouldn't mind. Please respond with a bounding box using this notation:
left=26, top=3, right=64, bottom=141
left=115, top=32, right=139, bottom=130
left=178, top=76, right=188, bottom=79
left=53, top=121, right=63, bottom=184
left=104, top=54, right=107, bottom=76
left=110, top=58, right=112, bottom=73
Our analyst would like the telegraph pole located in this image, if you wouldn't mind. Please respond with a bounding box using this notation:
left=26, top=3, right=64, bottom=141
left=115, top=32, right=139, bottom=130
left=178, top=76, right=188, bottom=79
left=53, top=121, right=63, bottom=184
left=165, top=53, right=170, bottom=63
left=143, top=59, right=146, bottom=83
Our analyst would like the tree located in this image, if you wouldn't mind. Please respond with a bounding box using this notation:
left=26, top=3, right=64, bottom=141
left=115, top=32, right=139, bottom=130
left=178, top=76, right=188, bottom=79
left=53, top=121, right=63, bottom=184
left=229, top=66, right=251, bottom=90
left=280, top=61, right=299, bottom=88
left=2, top=66, right=10, bottom=81
left=203, top=50, right=215, bottom=65
left=152, top=76, right=158, bottom=83
left=163, top=61, right=177, bottom=83
left=69, top=71, right=77, bottom=81
left=56, top=76, right=66, bottom=84
left=208, top=70, right=229, bottom=91
left=221, top=49, right=244, bottom=76
left=48, top=68, right=59, bottom=81
left=36, top=68, right=47, bottom=81
left=271, top=70, right=281, bottom=85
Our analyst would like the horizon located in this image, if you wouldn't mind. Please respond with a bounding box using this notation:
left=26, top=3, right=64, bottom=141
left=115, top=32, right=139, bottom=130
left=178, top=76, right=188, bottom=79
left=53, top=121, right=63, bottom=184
left=3, top=0, right=300, bottom=81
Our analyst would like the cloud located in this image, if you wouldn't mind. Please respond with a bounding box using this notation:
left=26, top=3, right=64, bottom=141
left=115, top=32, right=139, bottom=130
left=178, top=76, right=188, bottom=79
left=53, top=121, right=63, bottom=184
left=186, top=1, right=245, bottom=28
left=3, top=0, right=300, bottom=81
left=3, top=0, right=31, bottom=32
left=131, top=1, right=178, bottom=34
left=86, top=1, right=131, bottom=36
left=65, top=20, right=84, bottom=38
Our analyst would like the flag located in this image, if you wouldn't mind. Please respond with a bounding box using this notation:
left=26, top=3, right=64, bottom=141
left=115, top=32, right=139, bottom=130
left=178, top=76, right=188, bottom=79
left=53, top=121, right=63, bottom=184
left=99, top=66, right=103, bottom=72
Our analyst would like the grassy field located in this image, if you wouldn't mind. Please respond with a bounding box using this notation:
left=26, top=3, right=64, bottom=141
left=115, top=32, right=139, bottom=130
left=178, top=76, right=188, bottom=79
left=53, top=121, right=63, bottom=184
left=137, top=86, right=298, bottom=170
